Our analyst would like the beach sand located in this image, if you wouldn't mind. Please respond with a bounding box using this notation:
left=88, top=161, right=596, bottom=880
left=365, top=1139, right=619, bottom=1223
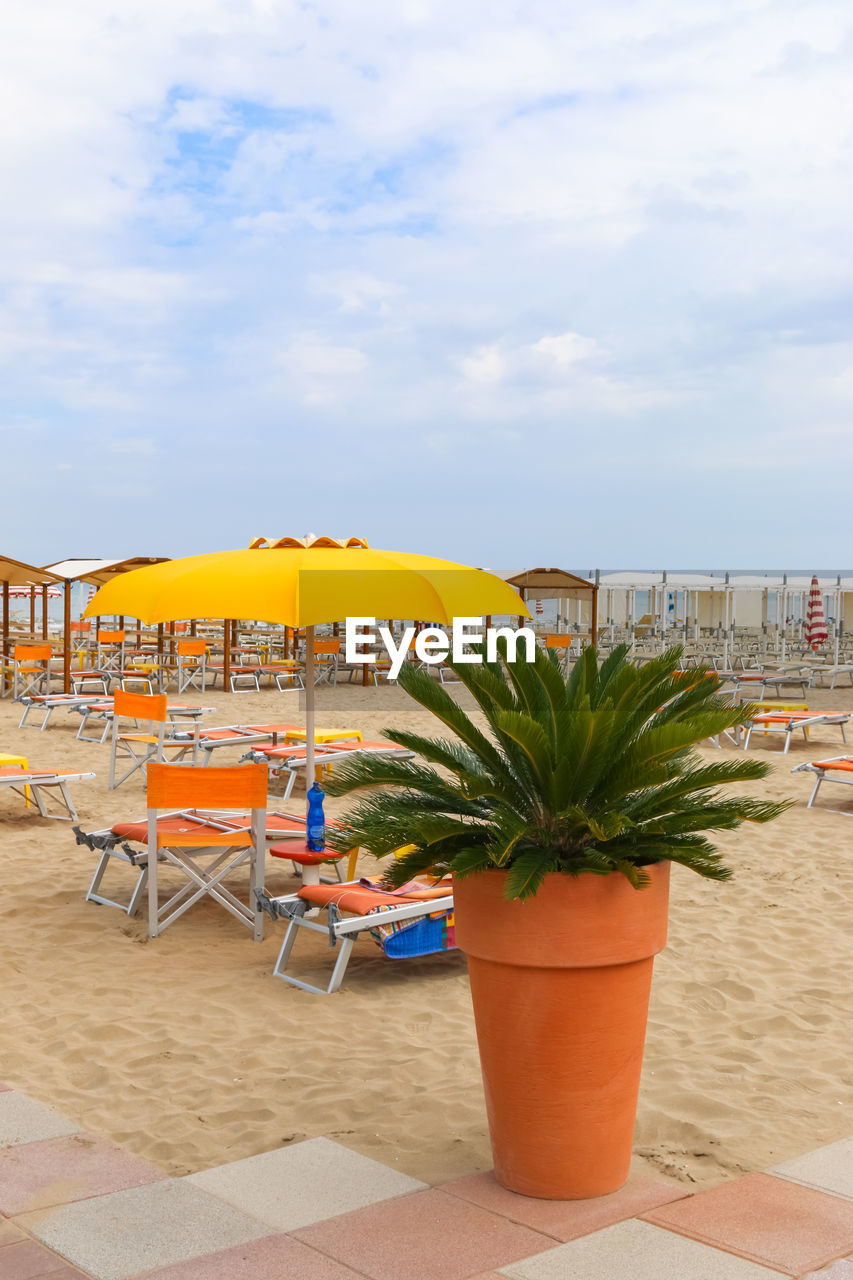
left=0, top=675, right=851, bottom=1193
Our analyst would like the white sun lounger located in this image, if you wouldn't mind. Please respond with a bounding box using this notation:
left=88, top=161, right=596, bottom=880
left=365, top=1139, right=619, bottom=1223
left=76, top=807, right=310, bottom=915
left=0, top=765, right=94, bottom=820
left=242, top=741, right=414, bottom=800
left=258, top=878, right=455, bottom=994
left=16, top=693, right=113, bottom=732
left=791, top=755, right=853, bottom=809
left=742, top=711, right=849, bottom=754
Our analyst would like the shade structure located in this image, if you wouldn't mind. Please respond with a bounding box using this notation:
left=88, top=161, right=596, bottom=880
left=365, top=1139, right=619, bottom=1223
left=805, top=576, right=828, bottom=650
left=84, top=540, right=530, bottom=805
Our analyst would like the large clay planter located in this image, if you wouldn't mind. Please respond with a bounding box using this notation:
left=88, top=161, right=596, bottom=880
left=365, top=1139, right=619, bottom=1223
left=453, top=863, right=670, bottom=1200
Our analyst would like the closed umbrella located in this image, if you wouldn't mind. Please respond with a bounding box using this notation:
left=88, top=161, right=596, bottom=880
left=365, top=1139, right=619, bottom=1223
left=83, top=536, right=530, bottom=802
left=805, top=576, right=828, bottom=651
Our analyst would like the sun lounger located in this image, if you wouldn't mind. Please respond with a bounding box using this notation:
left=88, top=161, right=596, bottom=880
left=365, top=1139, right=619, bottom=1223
left=243, top=740, right=413, bottom=799
left=16, top=693, right=113, bottom=732
left=76, top=805, right=313, bottom=916
left=0, top=764, right=94, bottom=820
left=70, top=669, right=111, bottom=696
left=742, top=711, right=850, bottom=754
left=166, top=725, right=276, bottom=765
left=810, top=665, right=853, bottom=689
left=791, top=756, right=853, bottom=809
left=720, top=672, right=811, bottom=700
left=205, top=664, right=263, bottom=692
left=259, top=877, right=455, bottom=994
left=255, top=663, right=304, bottom=690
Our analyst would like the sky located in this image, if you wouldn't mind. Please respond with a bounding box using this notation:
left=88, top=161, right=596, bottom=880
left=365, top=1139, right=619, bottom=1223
left=2, top=0, right=852, bottom=570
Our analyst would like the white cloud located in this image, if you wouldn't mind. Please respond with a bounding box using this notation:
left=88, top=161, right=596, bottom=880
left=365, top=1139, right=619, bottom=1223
left=1, top=0, right=853, bottom=562
left=282, top=336, right=368, bottom=377
left=531, top=332, right=601, bottom=367
left=461, top=343, right=504, bottom=383
left=309, top=271, right=399, bottom=314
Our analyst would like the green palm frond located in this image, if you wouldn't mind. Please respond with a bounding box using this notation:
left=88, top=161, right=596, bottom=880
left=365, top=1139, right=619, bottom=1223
left=332, top=643, right=789, bottom=899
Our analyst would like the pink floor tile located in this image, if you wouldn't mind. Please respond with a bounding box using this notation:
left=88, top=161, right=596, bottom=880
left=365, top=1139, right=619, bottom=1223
left=0, top=1219, right=28, bottom=1246
left=802, top=1263, right=853, bottom=1279
left=0, top=1134, right=164, bottom=1216
left=0, top=1237, right=85, bottom=1278
left=441, top=1169, right=688, bottom=1242
left=291, top=1188, right=555, bottom=1280
left=132, top=1233, right=367, bottom=1279
left=642, top=1172, right=853, bottom=1274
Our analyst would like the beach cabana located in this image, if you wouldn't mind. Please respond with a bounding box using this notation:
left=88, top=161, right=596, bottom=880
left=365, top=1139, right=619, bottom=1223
left=501, top=569, right=598, bottom=641
left=597, top=572, right=721, bottom=649
left=43, top=557, right=170, bottom=692
left=0, top=557, right=65, bottom=697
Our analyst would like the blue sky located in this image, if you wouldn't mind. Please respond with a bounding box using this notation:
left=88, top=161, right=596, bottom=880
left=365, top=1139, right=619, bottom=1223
left=2, top=0, right=852, bottom=569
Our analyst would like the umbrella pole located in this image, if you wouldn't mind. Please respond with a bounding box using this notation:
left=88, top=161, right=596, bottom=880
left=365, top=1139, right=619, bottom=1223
left=305, top=625, right=315, bottom=809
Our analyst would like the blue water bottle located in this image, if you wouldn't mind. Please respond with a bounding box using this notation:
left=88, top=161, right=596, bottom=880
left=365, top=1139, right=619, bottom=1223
left=306, top=782, right=326, bottom=852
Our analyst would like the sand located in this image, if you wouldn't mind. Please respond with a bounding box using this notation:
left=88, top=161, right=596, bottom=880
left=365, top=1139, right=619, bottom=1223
left=0, top=674, right=851, bottom=1193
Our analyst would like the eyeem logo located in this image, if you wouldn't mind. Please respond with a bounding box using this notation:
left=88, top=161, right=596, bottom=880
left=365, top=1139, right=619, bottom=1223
left=345, top=617, right=537, bottom=681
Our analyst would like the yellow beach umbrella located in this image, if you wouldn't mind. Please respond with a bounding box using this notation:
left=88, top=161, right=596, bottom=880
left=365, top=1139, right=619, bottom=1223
left=84, top=537, right=529, bottom=800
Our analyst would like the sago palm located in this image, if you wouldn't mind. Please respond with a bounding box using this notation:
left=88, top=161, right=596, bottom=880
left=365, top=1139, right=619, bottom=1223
left=325, top=643, right=789, bottom=899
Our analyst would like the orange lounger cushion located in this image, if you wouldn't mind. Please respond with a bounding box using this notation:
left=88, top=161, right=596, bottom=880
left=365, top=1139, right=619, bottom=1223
left=0, top=767, right=88, bottom=781
left=297, top=879, right=452, bottom=913
left=810, top=758, right=853, bottom=772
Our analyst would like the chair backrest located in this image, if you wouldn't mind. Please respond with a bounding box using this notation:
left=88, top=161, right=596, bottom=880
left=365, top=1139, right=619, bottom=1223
left=314, top=639, right=340, bottom=655
left=147, top=762, right=268, bottom=810
left=98, top=630, right=125, bottom=644
left=114, top=689, right=167, bottom=723
left=14, top=644, right=52, bottom=661
left=544, top=634, right=573, bottom=648
left=177, top=639, right=206, bottom=657
left=70, top=621, right=91, bottom=635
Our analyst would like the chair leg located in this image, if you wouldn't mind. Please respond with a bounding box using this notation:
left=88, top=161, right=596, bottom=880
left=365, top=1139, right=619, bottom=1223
left=272, top=918, right=356, bottom=994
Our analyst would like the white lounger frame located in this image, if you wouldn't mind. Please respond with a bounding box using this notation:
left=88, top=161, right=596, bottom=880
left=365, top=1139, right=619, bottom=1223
left=263, top=886, right=454, bottom=995
left=1, top=770, right=94, bottom=820
left=791, top=757, right=853, bottom=809
left=742, top=713, right=849, bottom=755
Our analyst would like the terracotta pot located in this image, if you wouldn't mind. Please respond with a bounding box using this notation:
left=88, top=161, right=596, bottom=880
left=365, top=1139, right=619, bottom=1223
left=453, top=863, right=670, bottom=1199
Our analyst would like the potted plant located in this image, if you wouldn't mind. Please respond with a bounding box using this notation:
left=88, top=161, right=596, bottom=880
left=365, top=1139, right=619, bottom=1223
left=326, top=644, right=788, bottom=1200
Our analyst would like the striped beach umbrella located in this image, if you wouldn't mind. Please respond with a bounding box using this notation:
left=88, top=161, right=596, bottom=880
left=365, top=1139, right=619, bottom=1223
left=8, top=584, right=61, bottom=598
left=805, top=576, right=828, bottom=650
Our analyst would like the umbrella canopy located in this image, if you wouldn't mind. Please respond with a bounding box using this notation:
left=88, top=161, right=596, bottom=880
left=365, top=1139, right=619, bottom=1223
left=83, top=543, right=525, bottom=627
left=84, top=538, right=530, bottom=811
left=805, top=576, right=828, bottom=650
left=8, top=584, right=62, bottom=598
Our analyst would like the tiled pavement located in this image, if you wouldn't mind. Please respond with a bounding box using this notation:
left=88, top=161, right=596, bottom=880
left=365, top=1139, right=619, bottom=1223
left=1, top=1083, right=852, bottom=1279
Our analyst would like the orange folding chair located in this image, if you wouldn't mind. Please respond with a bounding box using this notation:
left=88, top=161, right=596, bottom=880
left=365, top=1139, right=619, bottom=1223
left=172, top=638, right=207, bottom=693
left=12, top=645, right=55, bottom=699
left=313, top=638, right=340, bottom=686
left=108, top=689, right=201, bottom=789
left=145, top=762, right=268, bottom=939
left=97, top=629, right=126, bottom=675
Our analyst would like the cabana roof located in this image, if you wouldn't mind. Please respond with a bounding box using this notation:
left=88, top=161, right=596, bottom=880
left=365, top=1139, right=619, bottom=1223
left=0, top=555, right=64, bottom=589
left=502, top=568, right=596, bottom=601
left=598, top=572, right=720, bottom=589
left=44, top=556, right=169, bottom=586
